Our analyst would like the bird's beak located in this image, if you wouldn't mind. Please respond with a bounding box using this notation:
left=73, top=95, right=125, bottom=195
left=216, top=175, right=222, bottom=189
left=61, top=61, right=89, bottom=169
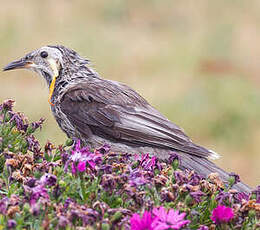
left=3, top=58, right=34, bottom=71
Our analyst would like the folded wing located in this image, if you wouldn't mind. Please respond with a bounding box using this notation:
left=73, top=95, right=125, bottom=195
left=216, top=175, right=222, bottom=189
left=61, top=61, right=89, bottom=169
left=60, top=79, right=212, bottom=158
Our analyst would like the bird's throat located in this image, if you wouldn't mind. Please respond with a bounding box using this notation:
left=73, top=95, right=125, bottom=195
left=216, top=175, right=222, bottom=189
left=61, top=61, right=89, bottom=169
left=48, top=76, right=56, bottom=106
left=47, top=58, right=60, bottom=106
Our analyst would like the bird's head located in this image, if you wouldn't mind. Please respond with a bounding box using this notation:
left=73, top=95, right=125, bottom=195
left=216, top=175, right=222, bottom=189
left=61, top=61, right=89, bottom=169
left=3, top=45, right=89, bottom=105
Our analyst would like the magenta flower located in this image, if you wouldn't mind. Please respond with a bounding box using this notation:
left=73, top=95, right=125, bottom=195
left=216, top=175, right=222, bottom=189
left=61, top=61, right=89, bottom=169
left=77, top=161, right=86, bottom=172
left=130, top=210, right=154, bottom=230
left=134, top=153, right=158, bottom=170
left=27, top=185, right=49, bottom=206
left=152, top=207, right=190, bottom=230
left=7, top=219, right=17, bottom=228
left=40, top=173, right=57, bottom=187
left=211, top=205, right=234, bottom=224
left=252, top=185, right=260, bottom=203
left=70, top=140, right=102, bottom=174
left=0, top=197, right=9, bottom=215
left=95, top=144, right=110, bottom=155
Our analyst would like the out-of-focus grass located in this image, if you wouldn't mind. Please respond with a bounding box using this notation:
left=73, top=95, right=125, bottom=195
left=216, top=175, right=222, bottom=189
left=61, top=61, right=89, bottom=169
left=0, top=0, right=260, bottom=187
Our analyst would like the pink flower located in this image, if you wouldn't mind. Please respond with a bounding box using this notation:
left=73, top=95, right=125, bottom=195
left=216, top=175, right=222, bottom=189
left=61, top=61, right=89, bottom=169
left=71, top=163, right=77, bottom=175
left=211, top=205, right=234, bottom=224
left=77, top=161, right=86, bottom=172
left=27, top=185, right=49, bottom=206
left=152, top=207, right=190, bottom=230
left=70, top=140, right=102, bottom=174
left=130, top=211, right=154, bottom=230
left=135, top=153, right=158, bottom=170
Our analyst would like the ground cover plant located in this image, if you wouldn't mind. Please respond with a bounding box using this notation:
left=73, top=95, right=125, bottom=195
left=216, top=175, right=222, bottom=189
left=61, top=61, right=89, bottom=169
left=0, top=99, right=259, bottom=229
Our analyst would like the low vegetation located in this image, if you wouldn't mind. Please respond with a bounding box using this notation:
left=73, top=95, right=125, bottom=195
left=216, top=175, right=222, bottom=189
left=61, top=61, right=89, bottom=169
left=0, top=100, right=259, bottom=229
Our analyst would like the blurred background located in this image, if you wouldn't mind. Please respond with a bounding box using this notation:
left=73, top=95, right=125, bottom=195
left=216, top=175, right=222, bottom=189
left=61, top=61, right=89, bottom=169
left=0, top=1, right=259, bottom=187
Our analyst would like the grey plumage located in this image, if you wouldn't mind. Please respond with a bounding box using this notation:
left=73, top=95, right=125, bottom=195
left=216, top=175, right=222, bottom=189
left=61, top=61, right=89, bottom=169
left=3, top=45, right=251, bottom=193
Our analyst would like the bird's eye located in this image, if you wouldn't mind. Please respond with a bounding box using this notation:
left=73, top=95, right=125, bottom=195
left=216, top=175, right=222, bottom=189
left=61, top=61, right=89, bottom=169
left=40, top=51, right=48, bottom=58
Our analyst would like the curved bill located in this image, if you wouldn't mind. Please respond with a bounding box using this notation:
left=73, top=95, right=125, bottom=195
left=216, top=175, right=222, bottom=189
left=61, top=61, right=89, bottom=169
left=3, top=59, right=33, bottom=71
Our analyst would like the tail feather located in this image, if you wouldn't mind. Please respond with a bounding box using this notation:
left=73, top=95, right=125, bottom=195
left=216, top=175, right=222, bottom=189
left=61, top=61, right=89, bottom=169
left=177, top=152, right=251, bottom=194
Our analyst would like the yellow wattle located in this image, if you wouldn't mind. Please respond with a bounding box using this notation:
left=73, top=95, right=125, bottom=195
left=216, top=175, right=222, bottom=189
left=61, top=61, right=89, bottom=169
left=48, top=76, right=56, bottom=106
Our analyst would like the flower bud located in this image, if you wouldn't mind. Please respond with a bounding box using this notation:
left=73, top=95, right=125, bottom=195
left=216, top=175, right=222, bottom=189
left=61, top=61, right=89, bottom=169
left=65, top=138, right=74, bottom=146
left=101, top=223, right=110, bottom=230
left=111, top=211, right=122, bottom=222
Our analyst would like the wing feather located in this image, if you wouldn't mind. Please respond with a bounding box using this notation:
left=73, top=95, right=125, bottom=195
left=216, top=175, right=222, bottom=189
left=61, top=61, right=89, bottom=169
left=60, top=79, right=211, bottom=157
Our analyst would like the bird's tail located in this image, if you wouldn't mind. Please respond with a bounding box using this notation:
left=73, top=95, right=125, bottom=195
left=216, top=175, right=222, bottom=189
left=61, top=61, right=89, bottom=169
left=177, top=152, right=251, bottom=194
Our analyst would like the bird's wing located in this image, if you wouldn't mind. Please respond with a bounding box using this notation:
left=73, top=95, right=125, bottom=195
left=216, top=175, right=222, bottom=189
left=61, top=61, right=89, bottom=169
left=60, top=79, right=211, bottom=158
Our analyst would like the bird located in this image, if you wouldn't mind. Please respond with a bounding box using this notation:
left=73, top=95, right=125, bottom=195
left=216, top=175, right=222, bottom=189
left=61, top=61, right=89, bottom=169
left=3, top=45, right=250, bottom=193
